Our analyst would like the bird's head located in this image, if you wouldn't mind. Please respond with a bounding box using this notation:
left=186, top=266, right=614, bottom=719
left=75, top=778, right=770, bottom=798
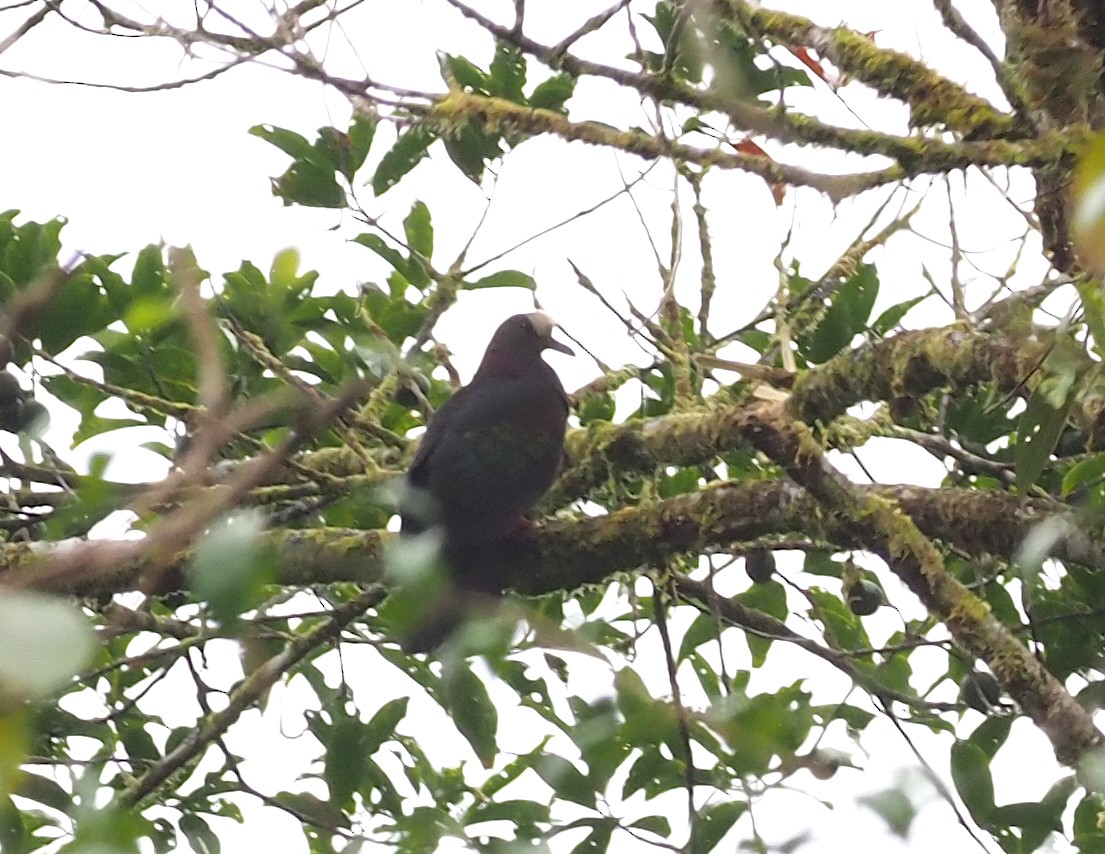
left=476, top=312, right=574, bottom=375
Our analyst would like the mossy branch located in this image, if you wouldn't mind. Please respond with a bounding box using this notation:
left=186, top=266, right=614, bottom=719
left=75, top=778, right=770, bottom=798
left=222, top=325, right=1058, bottom=506
left=421, top=91, right=1074, bottom=200
left=740, top=399, right=1102, bottom=767
left=425, top=91, right=899, bottom=198
left=439, top=1, right=1071, bottom=184
left=5, top=480, right=1099, bottom=593
left=715, top=0, right=1020, bottom=138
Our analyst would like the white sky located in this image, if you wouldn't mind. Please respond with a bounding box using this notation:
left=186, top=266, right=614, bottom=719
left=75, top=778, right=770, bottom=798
left=0, top=1, right=1078, bottom=852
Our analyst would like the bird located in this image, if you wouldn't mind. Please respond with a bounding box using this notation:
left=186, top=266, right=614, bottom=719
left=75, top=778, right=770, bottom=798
left=396, top=311, right=573, bottom=648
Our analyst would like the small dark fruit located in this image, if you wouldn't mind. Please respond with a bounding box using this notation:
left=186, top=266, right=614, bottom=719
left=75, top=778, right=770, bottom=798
left=846, top=579, right=884, bottom=616
left=15, top=399, right=48, bottom=435
left=0, top=371, right=23, bottom=403
left=0, top=373, right=27, bottom=433
left=745, top=549, right=776, bottom=584
left=961, top=671, right=1002, bottom=713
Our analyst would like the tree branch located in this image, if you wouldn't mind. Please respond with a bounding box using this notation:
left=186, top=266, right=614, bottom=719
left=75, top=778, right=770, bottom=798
left=737, top=400, right=1102, bottom=767
left=118, top=585, right=385, bottom=807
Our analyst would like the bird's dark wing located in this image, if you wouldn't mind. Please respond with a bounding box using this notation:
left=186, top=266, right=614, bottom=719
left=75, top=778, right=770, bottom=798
left=402, top=375, right=567, bottom=542
left=405, top=385, right=473, bottom=489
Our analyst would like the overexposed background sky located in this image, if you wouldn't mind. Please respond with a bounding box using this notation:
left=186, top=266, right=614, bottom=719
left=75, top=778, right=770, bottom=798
left=0, top=1, right=1073, bottom=851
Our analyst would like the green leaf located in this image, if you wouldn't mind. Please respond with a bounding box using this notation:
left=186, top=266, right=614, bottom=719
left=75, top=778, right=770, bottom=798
left=363, top=697, right=409, bottom=755
left=871, top=295, right=925, bottom=336
left=639, top=1, right=703, bottom=82
left=466, top=798, right=549, bottom=833
left=860, top=788, right=916, bottom=837
left=622, top=747, right=683, bottom=800
left=735, top=581, right=788, bottom=666
left=443, top=121, right=502, bottom=184
left=950, top=740, right=996, bottom=828
left=464, top=270, right=536, bottom=290
left=631, top=815, right=672, bottom=838
left=659, top=465, right=700, bottom=497
left=124, top=295, right=175, bottom=334
left=566, top=818, right=614, bottom=854
left=13, top=771, right=72, bottom=813
left=131, top=244, right=168, bottom=297
left=354, top=233, right=410, bottom=276
left=0, top=216, right=64, bottom=287
left=800, top=264, right=880, bottom=363
left=678, top=611, right=721, bottom=661
left=1015, top=384, right=1072, bottom=493
left=0, top=795, right=26, bottom=853
left=118, top=718, right=160, bottom=763
left=269, top=247, right=301, bottom=290
left=690, top=801, right=745, bottom=853
left=995, top=776, right=1076, bottom=852
left=403, top=201, right=434, bottom=260
left=476, top=743, right=548, bottom=800
left=529, top=73, right=575, bottom=112
left=490, top=41, right=526, bottom=102
left=347, top=115, right=377, bottom=173
left=271, top=159, right=344, bottom=208
left=736, top=577, right=788, bottom=619
left=807, top=587, right=870, bottom=651
left=373, top=125, right=437, bottom=195
left=35, top=272, right=114, bottom=353
left=315, top=127, right=354, bottom=180
left=442, top=658, right=498, bottom=767
left=708, top=686, right=813, bottom=776
left=534, top=754, right=594, bottom=808
left=802, top=550, right=842, bottom=577
left=1063, top=451, right=1105, bottom=497
left=179, top=814, right=221, bottom=854
left=440, top=53, right=491, bottom=93
left=687, top=650, right=724, bottom=701
left=1073, top=793, right=1105, bottom=848
left=324, top=711, right=369, bottom=806
left=967, top=714, right=1013, bottom=759
left=249, top=124, right=316, bottom=160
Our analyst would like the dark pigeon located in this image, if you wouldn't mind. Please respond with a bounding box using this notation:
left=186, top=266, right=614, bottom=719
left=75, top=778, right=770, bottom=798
left=397, top=312, right=573, bottom=649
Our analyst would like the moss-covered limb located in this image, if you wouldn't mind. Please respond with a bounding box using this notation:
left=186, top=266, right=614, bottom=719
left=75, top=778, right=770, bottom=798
left=742, top=399, right=1102, bottom=766
left=995, top=0, right=1104, bottom=127
left=7, top=479, right=1099, bottom=597
left=211, top=443, right=403, bottom=489
left=193, top=327, right=1056, bottom=508
left=424, top=92, right=900, bottom=198
left=570, top=365, right=644, bottom=401
left=789, top=325, right=1056, bottom=425
left=716, top=0, right=1019, bottom=139
left=992, top=0, right=1105, bottom=273
left=34, top=346, right=200, bottom=422
left=424, top=91, right=1075, bottom=200
left=443, top=0, right=1025, bottom=166
left=551, top=327, right=1052, bottom=505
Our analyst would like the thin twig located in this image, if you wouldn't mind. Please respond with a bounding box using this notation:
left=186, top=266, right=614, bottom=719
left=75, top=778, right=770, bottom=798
left=119, top=584, right=385, bottom=807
